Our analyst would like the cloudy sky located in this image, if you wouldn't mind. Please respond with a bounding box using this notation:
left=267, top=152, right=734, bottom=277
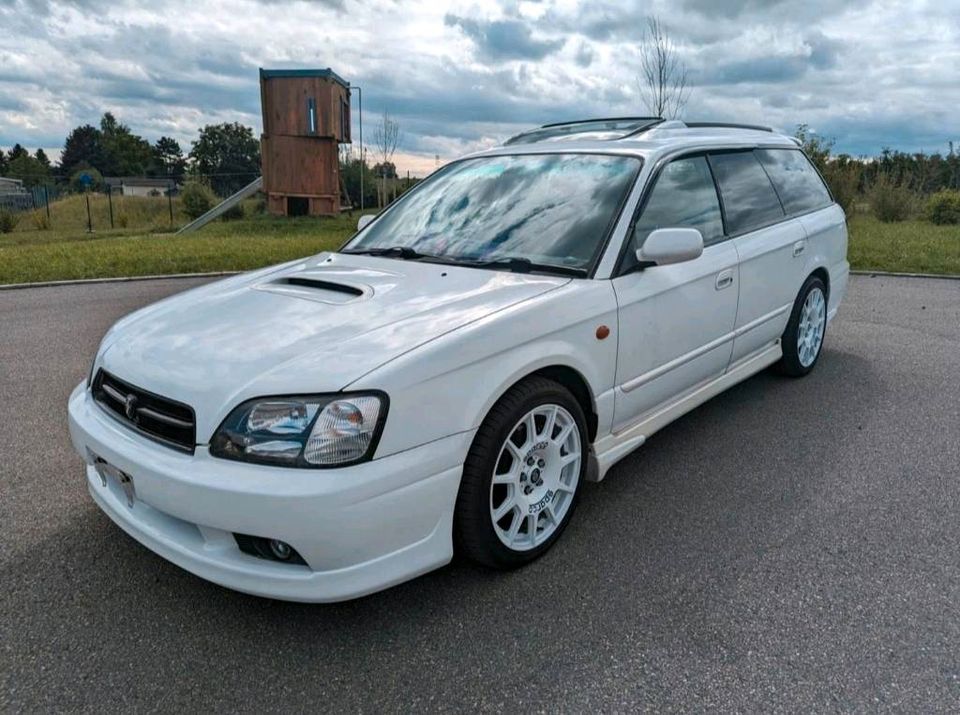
left=1, top=0, right=958, bottom=174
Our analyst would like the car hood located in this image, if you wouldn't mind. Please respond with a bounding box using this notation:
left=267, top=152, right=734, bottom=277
left=98, top=253, right=568, bottom=440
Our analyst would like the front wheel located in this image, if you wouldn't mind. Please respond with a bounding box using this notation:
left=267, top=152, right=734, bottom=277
left=777, top=275, right=828, bottom=377
left=454, top=376, right=588, bottom=569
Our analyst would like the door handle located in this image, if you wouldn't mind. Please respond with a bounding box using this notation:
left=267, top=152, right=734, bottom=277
left=715, top=269, right=734, bottom=290
left=793, top=240, right=807, bottom=257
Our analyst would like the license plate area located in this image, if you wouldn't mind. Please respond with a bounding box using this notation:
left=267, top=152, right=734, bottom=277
left=88, top=449, right=137, bottom=507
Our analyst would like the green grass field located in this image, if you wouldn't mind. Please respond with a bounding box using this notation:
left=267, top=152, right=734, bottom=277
left=846, top=215, right=960, bottom=275
left=1, top=206, right=958, bottom=286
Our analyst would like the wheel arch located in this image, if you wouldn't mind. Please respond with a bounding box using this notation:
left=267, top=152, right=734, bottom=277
left=478, top=362, right=600, bottom=444
left=526, top=365, right=599, bottom=443
left=810, top=266, right=830, bottom=299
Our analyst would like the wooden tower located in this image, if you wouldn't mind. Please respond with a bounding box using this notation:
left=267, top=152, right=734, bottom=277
left=259, top=68, right=351, bottom=216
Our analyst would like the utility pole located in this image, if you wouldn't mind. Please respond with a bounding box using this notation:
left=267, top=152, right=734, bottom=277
left=351, top=85, right=364, bottom=212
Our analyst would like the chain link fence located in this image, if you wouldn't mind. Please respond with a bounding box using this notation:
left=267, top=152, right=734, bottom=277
left=0, top=173, right=261, bottom=234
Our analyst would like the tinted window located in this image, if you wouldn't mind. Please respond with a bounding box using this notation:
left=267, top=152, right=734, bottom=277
left=634, top=156, right=724, bottom=249
left=709, top=151, right=785, bottom=235
left=347, top=153, right=640, bottom=270
left=756, top=149, right=832, bottom=215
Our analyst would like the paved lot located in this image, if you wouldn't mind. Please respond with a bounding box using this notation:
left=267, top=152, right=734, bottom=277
left=1, top=274, right=959, bottom=712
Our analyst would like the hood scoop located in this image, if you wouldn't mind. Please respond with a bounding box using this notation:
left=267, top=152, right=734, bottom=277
left=254, top=275, right=370, bottom=304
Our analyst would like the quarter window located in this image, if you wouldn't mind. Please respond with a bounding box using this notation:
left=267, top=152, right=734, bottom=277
left=756, top=149, right=832, bottom=215
left=709, top=151, right=785, bottom=235
left=633, top=156, right=724, bottom=251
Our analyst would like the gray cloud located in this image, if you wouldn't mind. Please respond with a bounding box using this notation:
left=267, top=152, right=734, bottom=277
left=444, top=14, right=565, bottom=61
left=1, top=0, right=958, bottom=165
left=701, top=55, right=810, bottom=85
left=574, top=41, right=594, bottom=68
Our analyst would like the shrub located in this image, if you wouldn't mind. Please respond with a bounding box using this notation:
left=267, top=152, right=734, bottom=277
left=30, top=210, right=50, bottom=230
left=220, top=203, right=244, bottom=221
left=180, top=181, right=218, bottom=219
left=822, top=163, right=860, bottom=215
left=868, top=173, right=915, bottom=222
left=0, top=209, right=19, bottom=233
left=925, top=190, right=960, bottom=225
left=69, top=166, right=104, bottom=193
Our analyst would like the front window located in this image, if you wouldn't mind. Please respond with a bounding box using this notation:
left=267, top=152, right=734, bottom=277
left=634, top=156, right=724, bottom=247
left=343, top=153, right=641, bottom=274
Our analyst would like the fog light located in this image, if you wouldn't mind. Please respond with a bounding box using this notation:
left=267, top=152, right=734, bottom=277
left=268, top=539, right=293, bottom=561
left=233, top=533, right=306, bottom=565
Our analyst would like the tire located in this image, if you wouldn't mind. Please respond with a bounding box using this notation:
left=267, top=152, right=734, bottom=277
left=454, top=376, right=588, bottom=569
left=776, top=275, right=828, bottom=377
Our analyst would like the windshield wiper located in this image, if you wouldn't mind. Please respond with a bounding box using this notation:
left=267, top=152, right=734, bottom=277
left=342, top=248, right=588, bottom=276
left=468, top=256, right=588, bottom=278
left=342, top=246, right=425, bottom=260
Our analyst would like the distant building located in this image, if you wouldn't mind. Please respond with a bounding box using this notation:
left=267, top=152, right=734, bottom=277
left=0, top=176, right=25, bottom=194
left=104, top=177, right=179, bottom=197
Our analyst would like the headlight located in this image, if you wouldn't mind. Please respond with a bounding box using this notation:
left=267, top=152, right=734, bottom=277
left=209, top=392, right=388, bottom=468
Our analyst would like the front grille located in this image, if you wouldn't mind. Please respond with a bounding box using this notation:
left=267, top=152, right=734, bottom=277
left=92, top=370, right=196, bottom=453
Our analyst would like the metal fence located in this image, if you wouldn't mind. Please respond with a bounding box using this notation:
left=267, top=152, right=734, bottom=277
left=0, top=173, right=261, bottom=234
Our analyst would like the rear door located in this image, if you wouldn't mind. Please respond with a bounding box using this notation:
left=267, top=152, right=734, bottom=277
left=757, top=148, right=845, bottom=318
left=708, top=150, right=806, bottom=364
left=612, top=155, right=739, bottom=430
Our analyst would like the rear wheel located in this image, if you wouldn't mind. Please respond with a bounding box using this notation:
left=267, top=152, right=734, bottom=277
left=454, top=376, right=587, bottom=569
left=777, top=275, right=827, bottom=377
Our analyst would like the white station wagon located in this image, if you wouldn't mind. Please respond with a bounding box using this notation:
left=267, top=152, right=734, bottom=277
left=68, top=118, right=849, bottom=602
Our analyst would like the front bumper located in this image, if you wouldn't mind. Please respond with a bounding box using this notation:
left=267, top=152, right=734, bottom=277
left=67, top=383, right=470, bottom=602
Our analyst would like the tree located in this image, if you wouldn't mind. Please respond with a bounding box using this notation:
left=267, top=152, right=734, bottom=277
left=637, top=17, right=691, bottom=119
left=188, top=122, right=261, bottom=196
left=339, top=147, right=377, bottom=209
left=8, top=152, right=51, bottom=188
left=34, top=148, right=51, bottom=169
left=373, top=111, right=401, bottom=207
left=149, top=136, right=186, bottom=178
left=99, top=112, right=152, bottom=176
left=7, top=143, right=29, bottom=162
left=372, top=161, right=397, bottom=179
left=60, top=124, right=105, bottom=176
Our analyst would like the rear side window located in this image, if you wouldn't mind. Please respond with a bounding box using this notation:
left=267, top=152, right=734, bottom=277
left=756, top=149, right=832, bottom=215
left=708, top=151, right=785, bottom=235
left=634, top=156, right=724, bottom=247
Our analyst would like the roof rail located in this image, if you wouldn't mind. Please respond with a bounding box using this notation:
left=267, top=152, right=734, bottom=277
left=540, top=116, right=662, bottom=129
left=684, top=122, right=774, bottom=133
left=504, top=117, right=663, bottom=146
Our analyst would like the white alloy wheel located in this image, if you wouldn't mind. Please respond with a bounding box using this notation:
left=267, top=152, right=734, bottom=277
left=489, top=404, right=582, bottom=551
left=797, top=286, right=826, bottom=368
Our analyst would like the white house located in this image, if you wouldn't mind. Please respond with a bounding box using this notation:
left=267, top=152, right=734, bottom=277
left=103, top=177, right=179, bottom=197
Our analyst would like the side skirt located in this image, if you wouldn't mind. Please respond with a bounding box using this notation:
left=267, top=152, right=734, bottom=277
left=589, top=341, right=783, bottom=481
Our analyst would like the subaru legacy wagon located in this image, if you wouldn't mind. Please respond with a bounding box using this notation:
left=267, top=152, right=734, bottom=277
left=68, top=118, right=848, bottom=601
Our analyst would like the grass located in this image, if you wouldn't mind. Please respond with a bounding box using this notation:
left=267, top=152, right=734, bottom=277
left=847, top=214, right=960, bottom=275
left=1, top=201, right=958, bottom=286
left=7, top=193, right=191, bottom=244
left=0, top=211, right=363, bottom=285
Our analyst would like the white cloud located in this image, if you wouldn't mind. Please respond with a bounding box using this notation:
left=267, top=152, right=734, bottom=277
left=1, top=0, right=959, bottom=173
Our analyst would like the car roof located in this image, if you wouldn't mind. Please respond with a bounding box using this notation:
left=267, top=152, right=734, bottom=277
left=465, top=119, right=800, bottom=163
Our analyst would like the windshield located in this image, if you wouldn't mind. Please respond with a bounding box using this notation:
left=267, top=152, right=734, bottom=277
left=343, top=153, right=641, bottom=272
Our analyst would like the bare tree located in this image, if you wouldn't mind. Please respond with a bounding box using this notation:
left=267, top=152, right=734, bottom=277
left=373, top=111, right=401, bottom=207
left=637, top=17, right=691, bottom=119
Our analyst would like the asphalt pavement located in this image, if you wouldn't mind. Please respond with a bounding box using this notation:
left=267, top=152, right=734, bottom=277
left=1, top=274, right=959, bottom=712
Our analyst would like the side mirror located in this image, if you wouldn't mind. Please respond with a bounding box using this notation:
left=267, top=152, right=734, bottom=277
left=357, top=214, right=374, bottom=231
left=636, top=228, right=704, bottom=267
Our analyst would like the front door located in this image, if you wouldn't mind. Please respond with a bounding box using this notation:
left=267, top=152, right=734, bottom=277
left=612, top=155, right=739, bottom=431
